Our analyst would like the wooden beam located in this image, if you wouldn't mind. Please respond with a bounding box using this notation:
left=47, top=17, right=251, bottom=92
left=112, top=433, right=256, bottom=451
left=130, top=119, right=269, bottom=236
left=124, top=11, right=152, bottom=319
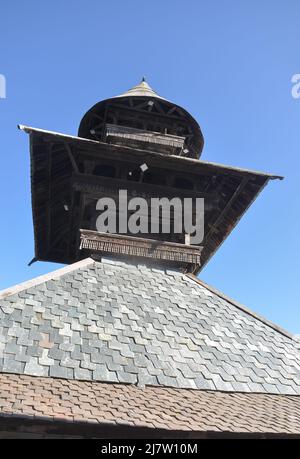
left=46, top=143, right=53, bottom=257
left=108, top=102, right=190, bottom=123
left=64, top=143, right=79, bottom=173
left=71, top=173, right=216, bottom=200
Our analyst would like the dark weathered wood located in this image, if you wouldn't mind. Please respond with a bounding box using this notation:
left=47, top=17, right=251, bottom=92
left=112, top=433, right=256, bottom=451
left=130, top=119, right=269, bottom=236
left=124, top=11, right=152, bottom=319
left=64, top=143, right=79, bottom=173
left=21, top=90, right=279, bottom=271
left=46, top=143, right=53, bottom=258
left=80, top=230, right=202, bottom=269
left=105, top=123, right=185, bottom=155
left=20, top=126, right=280, bottom=179
left=71, top=172, right=215, bottom=200
left=203, top=176, right=250, bottom=244
left=78, top=90, right=204, bottom=159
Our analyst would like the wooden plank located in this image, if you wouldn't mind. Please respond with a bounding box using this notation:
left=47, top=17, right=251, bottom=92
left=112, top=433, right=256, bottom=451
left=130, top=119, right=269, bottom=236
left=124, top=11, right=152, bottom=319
left=71, top=173, right=215, bottom=200
left=79, top=230, right=202, bottom=268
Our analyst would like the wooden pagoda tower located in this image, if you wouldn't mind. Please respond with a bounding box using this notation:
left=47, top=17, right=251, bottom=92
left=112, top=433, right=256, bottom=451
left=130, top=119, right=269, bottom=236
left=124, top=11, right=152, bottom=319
left=18, top=79, right=280, bottom=272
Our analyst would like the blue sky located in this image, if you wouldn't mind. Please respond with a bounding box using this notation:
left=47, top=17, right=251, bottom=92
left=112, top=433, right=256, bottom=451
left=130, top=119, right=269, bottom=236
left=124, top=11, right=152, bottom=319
left=0, top=1, right=299, bottom=333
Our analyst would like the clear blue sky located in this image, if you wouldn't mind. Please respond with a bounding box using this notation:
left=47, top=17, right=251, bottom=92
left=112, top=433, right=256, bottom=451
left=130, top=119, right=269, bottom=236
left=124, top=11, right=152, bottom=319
left=0, top=1, right=299, bottom=333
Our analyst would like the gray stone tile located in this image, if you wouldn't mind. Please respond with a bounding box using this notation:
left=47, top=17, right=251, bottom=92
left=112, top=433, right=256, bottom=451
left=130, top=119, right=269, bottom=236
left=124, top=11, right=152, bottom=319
left=49, top=365, right=73, bottom=379
left=74, top=368, right=92, bottom=380
left=3, top=359, right=24, bottom=374
left=24, top=358, right=48, bottom=377
left=0, top=259, right=299, bottom=396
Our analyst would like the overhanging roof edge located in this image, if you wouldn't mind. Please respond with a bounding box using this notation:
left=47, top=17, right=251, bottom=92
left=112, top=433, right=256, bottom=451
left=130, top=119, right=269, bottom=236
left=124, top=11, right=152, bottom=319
left=18, top=125, right=284, bottom=180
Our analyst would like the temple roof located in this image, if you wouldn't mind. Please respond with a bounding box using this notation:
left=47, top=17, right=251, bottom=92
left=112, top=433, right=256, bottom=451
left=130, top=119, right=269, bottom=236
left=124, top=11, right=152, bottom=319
left=77, top=80, right=205, bottom=157
left=0, top=257, right=300, bottom=436
left=1, top=373, right=300, bottom=437
left=0, top=257, right=299, bottom=395
left=19, top=125, right=282, bottom=268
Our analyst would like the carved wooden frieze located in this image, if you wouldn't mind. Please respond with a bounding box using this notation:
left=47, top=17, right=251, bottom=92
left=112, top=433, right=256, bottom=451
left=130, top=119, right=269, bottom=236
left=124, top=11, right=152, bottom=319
left=80, top=230, right=202, bottom=270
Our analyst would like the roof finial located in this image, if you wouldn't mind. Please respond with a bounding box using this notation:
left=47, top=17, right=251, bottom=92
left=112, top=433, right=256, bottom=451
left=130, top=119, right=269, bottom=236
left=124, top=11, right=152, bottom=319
left=113, top=79, right=165, bottom=100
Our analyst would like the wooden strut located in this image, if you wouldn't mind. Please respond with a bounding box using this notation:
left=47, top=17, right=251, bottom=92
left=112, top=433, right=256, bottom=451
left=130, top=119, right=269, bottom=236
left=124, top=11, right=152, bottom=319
left=203, top=176, right=250, bottom=244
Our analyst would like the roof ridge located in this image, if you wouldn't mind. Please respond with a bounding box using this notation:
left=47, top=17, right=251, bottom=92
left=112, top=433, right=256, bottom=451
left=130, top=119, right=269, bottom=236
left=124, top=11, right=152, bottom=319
left=0, top=258, right=95, bottom=300
left=185, top=274, right=294, bottom=341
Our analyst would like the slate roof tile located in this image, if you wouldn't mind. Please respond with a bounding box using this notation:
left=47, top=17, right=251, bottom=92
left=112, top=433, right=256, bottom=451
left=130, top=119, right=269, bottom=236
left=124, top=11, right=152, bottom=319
left=0, top=258, right=299, bottom=397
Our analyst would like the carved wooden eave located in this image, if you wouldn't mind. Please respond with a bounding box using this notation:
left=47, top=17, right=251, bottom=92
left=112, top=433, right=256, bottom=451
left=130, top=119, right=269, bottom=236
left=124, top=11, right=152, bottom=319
left=80, top=230, right=202, bottom=272
left=105, top=123, right=185, bottom=155
left=19, top=125, right=283, bottom=269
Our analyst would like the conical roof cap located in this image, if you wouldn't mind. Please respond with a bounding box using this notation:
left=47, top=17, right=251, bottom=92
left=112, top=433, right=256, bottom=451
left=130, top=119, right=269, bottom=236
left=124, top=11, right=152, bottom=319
left=114, top=78, right=165, bottom=100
